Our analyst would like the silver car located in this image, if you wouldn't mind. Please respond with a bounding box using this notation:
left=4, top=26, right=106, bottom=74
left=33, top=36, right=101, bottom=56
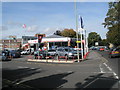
left=56, top=47, right=81, bottom=59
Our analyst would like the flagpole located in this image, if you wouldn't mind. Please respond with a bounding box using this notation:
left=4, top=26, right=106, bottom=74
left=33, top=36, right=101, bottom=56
left=84, top=29, right=86, bottom=56
left=86, top=31, right=88, bottom=53
left=80, top=28, right=84, bottom=60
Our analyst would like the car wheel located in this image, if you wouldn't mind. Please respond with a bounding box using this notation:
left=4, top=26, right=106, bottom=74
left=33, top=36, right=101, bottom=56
left=54, top=55, right=59, bottom=60
left=109, top=55, right=112, bottom=58
left=35, top=56, right=37, bottom=59
left=65, top=55, right=68, bottom=60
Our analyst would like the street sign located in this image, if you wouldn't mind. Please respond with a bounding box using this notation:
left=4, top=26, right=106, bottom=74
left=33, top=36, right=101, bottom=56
left=76, top=41, right=81, bottom=43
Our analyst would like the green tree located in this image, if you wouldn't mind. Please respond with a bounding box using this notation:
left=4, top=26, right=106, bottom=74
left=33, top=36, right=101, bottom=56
left=61, top=28, right=76, bottom=38
left=100, top=39, right=109, bottom=46
left=103, top=2, right=120, bottom=46
left=88, top=32, right=102, bottom=47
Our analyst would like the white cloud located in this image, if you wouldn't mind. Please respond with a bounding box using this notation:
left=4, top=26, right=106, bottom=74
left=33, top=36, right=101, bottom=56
left=7, top=21, right=22, bottom=27
left=43, top=28, right=56, bottom=35
left=27, top=25, right=39, bottom=32
left=40, top=27, right=64, bottom=36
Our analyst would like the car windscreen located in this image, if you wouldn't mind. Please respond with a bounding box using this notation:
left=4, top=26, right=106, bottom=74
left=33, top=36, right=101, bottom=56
left=116, top=48, right=120, bottom=51
left=48, top=50, right=55, bottom=52
left=64, top=48, right=73, bottom=52
left=10, top=50, right=17, bottom=53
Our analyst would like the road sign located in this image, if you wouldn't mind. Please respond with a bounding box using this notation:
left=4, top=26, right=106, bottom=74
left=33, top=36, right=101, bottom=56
left=76, top=41, right=81, bottom=43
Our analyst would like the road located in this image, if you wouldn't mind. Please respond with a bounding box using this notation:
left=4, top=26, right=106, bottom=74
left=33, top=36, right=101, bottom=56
left=97, top=50, right=119, bottom=79
left=1, top=51, right=120, bottom=89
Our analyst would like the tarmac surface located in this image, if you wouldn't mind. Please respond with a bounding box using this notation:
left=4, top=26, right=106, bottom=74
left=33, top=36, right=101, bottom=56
left=1, top=50, right=120, bottom=89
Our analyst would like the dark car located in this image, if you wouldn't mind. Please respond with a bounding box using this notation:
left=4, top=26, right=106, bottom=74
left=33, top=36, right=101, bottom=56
left=109, top=47, right=120, bottom=58
left=34, top=50, right=51, bottom=59
left=10, top=50, right=21, bottom=58
left=2, top=50, right=12, bottom=61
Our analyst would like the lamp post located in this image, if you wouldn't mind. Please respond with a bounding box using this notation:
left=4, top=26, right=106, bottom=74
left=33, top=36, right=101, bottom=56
left=74, top=0, right=80, bottom=62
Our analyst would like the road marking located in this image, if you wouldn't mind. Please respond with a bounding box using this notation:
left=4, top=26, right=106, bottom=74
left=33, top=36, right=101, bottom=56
left=84, top=78, right=99, bottom=88
left=96, top=51, right=119, bottom=79
left=95, top=51, right=108, bottom=63
left=103, top=63, right=119, bottom=79
left=99, top=64, right=104, bottom=73
left=18, top=66, right=29, bottom=69
left=67, top=71, right=73, bottom=73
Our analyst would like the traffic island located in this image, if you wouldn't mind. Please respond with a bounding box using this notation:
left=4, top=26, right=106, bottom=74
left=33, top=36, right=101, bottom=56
left=83, top=52, right=90, bottom=60
left=27, top=59, right=77, bottom=64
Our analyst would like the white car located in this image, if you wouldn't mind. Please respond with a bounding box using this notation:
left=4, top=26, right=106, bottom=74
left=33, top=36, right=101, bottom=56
left=21, top=51, right=29, bottom=55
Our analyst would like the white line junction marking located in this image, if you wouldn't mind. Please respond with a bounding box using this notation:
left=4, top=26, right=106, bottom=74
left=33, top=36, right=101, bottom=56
left=103, top=63, right=119, bottom=79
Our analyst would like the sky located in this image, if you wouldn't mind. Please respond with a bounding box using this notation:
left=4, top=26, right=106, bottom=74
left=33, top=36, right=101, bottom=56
left=1, top=2, right=109, bottom=39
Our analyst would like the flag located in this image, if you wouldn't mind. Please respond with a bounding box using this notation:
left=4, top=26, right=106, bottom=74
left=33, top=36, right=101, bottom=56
left=79, top=16, right=84, bottom=29
left=22, top=24, right=26, bottom=28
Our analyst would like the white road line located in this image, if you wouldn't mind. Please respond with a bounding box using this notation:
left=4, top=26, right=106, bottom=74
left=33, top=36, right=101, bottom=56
left=84, top=78, right=99, bottom=88
left=18, top=66, right=29, bottom=69
left=99, top=64, right=104, bottom=73
left=67, top=71, right=73, bottom=73
left=103, top=63, right=119, bottom=79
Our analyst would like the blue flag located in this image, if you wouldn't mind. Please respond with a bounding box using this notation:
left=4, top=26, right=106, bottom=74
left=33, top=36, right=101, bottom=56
left=80, top=16, right=84, bottom=29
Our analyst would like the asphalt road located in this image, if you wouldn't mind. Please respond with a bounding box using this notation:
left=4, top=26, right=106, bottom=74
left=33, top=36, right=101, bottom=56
left=1, top=51, right=120, bottom=89
left=96, top=50, right=120, bottom=78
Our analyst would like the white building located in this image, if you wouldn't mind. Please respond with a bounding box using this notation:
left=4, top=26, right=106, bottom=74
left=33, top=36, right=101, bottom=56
left=28, top=35, right=71, bottom=50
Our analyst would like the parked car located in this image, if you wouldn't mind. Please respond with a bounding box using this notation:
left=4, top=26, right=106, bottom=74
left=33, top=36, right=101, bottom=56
left=109, top=47, right=120, bottom=58
left=21, top=51, right=29, bottom=55
left=48, top=49, right=57, bottom=56
left=56, top=47, right=81, bottom=59
left=2, top=50, right=12, bottom=61
left=99, top=47, right=105, bottom=51
left=34, top=50, right=51, bottom=59
left=90, top=46, right=98, bottom=50
left=10, top=50, right=21, bottom=58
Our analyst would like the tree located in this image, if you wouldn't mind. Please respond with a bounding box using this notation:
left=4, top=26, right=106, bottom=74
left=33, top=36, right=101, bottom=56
left=100, top=39, right=109, bottom=46
left=88, top=32, right=102, bottom=47
left=103, top=2, right=120, bottom=46
left=61, top=29, right=76, bottom=38
left=54, top=30, right=61, bottom=35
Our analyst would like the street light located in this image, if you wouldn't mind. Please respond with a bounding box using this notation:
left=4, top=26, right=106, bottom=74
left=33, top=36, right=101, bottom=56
left=74, top=0, right=80, bottom=62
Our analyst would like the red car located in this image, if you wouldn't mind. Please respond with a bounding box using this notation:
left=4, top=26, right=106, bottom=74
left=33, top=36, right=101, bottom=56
left=99, top=48, right=104, bottom=51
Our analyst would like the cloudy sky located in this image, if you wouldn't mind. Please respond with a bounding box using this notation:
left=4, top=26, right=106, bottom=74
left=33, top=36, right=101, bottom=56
left=2, top=1, right=110, bottom=39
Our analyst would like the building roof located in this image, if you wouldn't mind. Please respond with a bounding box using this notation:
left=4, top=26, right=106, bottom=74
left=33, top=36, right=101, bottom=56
left=22, top=36, right=37, bottom=39
left=45, top=34, right=66, bottom=38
